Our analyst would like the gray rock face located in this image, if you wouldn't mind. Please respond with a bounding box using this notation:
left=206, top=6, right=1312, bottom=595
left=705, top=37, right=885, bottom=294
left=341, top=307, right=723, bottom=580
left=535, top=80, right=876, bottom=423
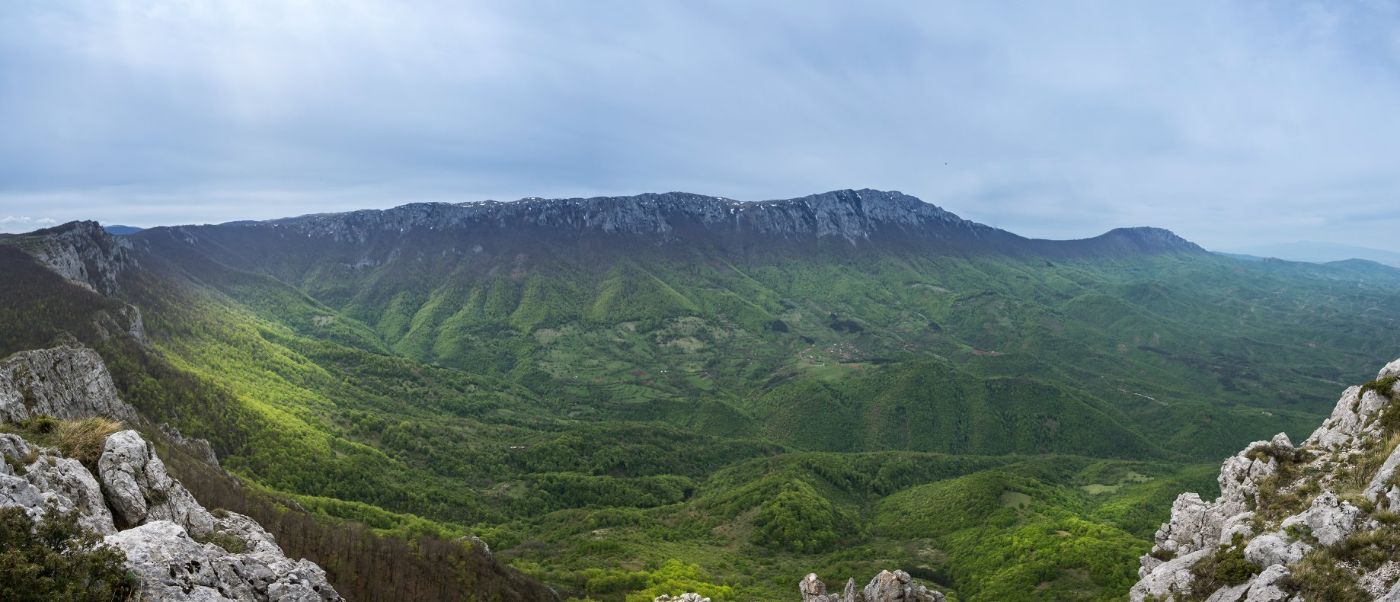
left=21, top=220, right=135, bottom=295
left=0, top=345, right=140, bottom=424
left=104, top=520, right=341, bottom=602
left=98, top=429, right=215, bottom=536
left=798, top=570, right=943, bottom=602
left=186, top=189, right=1201, bottom=259
left=0, top=427, right=341, bottom=601
left=1131, top=356, right=1400, bottom=601
left=263, top=190, right=981, bottom=246
left=160, top=422, right=221, bottom=467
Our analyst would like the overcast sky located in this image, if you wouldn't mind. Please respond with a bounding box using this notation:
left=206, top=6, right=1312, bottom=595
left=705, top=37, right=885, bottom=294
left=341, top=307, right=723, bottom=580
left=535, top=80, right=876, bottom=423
left=2, top=1, right=1399, bottom=251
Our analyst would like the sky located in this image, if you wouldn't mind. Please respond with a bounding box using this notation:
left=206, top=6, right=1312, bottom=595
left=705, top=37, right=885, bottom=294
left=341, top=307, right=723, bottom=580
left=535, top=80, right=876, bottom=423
left=2, top=1, right=1399, bottom=252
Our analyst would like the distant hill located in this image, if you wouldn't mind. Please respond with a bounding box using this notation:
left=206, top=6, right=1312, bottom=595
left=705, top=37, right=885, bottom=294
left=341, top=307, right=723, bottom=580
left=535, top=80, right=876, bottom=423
left=103, top=224, right=144, bottom=235
left=1226, top=240, right=1400, bottom=267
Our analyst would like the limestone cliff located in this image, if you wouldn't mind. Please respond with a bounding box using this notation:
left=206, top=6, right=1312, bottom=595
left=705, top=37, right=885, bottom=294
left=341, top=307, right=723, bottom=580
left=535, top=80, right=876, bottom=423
left=1131, top=358, right=1400, bottom=601
left=0, top=345, right=140, bottom=424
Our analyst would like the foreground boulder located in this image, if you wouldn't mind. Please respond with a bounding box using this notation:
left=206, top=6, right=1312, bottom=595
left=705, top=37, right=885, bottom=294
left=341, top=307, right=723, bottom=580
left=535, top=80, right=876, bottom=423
left=1130, top=358, right=1400, bottom=600
left=1, top=427, right=341, bottom=601
left=0, top=344, right=341, bottom=600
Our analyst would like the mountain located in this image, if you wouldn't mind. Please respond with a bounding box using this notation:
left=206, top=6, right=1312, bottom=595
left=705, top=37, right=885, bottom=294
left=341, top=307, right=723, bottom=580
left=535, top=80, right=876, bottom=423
left=3, top=188, right=1400, bottom=600
left=1225, top=241, right=1400, bottom=268
left=1131, top=357, right=1400, bottom=601
left=104, top=224, right=145, bottom=235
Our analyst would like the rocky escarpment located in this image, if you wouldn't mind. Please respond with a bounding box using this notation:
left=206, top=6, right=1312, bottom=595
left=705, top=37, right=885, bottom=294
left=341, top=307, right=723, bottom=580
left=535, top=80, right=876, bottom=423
left=15, top=220, right=136, bottom=295
left=0, top=345, right=140, bottom=424
left=1131, top=358, right=1400, bottom=601
left=656, top=569, right=944, bottom=602
left=154, top=189, right=1201, bottom=258
left=257, top=189, right=984, bottom=245
left=0, top=345, right=340, bottom=601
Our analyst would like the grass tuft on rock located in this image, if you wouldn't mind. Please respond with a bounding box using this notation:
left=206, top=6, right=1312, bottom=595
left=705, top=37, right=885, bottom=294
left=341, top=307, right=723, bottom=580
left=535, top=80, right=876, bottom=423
left=54, top=418, right=123, bottom=470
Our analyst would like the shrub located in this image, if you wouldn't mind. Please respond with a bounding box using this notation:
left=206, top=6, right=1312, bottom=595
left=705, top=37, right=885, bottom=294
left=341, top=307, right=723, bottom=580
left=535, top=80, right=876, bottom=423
left=0, top=504, right=138, bottom=601
left=194, top=531, right=248, bottom=553
left=1190, top=533, right=1254, bottom=592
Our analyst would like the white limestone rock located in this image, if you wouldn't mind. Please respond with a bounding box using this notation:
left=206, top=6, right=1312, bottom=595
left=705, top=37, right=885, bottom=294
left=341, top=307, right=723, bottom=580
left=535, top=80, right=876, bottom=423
left=1130, top=549, right=1208, bottom=601
left=103, top=520, right=342, bottom=602
left=1278, top=492, right=1359, bottom=547
left=97, top=429, right=215, bottom=536
left=0, top=345, right=139, bottom=424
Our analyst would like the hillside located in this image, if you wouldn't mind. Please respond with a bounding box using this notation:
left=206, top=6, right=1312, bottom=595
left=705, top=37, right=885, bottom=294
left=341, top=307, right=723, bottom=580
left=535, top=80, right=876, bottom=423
left=4, top=189, right=1400, bottom=600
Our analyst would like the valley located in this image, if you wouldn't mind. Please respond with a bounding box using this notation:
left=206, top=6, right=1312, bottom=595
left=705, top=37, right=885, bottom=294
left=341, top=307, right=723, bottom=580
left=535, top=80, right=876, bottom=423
left=4, top=190, right=1400, bottom=600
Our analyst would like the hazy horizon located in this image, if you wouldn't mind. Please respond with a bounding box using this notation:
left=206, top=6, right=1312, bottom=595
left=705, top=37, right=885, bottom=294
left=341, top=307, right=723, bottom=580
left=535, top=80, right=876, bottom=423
left=4, top=1, right=1400, bottom=252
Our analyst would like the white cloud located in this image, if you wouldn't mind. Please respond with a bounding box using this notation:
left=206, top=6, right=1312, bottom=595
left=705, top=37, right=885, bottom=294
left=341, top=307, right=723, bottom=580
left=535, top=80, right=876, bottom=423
left=0, top=216, right=59, bottom=233
left=1, top=1, right=1399, bottom=251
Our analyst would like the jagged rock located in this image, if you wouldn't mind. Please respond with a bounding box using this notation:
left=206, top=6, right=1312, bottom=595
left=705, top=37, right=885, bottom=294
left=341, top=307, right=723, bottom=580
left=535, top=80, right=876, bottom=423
left=1367, top=439, right=1400, bottom=507
left=160, top=422, right=221, bottom=467
left=800, top=571, right=942, bottom=602
left=1152, top=493, right=1214, bottom=556
left=104, top=520, right=341, bottom=602
left=653, top=595, right=710, bottom=602
left=20, top=220, right=135, bottom=295
left=0, top=345, right=140, bottom=424
left=1242, top=531, right=1310, bottom=568
left=1130, top=549, right=1208, bottom=601
left=1305, top=385, right=1386, bottom=450
left=800, top=573, right=828, bottom=601
left=92, top=304, right=148, bottom=344
left=3, top=426, right=341, bottom=601
left=98, top=429, right=215, bottom=536
left=1133, top=355, right=1400, bottom=601
left=862, top=570, right=941, bottom=602
left=1240, top=564, right=1290, bottom=602
left=0, top=433, right=116, bottom=534
left=1278, top=492, right=1359, bottom=546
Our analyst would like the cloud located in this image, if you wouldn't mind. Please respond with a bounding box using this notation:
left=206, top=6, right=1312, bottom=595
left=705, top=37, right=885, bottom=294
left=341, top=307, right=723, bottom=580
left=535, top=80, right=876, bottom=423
left=1, top=1, right=1399, bottom=251
left=0, top=216, right=58, bottom=234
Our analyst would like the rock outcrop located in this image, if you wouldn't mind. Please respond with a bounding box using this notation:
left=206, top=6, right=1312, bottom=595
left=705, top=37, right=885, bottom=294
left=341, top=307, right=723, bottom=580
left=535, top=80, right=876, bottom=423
left=20, top=220, right=135, bottom=295
left=1, top=427, right=341, bottom=601
left=0, top=345, right=340, bottom=601
left=652, top=569, right=944, bottom=602
left=0, top=345, right=140, bottom=424
left=799, top=570, right=944, bottom=602
left=1130, top=359, right=1400, bottom=601
left=99, top=429, right=216, bottom=535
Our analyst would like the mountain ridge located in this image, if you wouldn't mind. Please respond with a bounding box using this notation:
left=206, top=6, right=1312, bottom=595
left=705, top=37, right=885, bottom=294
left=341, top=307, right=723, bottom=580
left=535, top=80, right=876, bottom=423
left=132, top=188, right=1203, bottom=258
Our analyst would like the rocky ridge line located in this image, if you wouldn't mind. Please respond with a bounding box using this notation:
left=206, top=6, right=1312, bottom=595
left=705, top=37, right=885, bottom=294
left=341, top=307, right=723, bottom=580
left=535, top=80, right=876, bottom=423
left=1131, top=357, right=1400, bottom=601
left=0, top=344, right=341, bottom=601
left=186, top=189, right=1200, bottom=255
